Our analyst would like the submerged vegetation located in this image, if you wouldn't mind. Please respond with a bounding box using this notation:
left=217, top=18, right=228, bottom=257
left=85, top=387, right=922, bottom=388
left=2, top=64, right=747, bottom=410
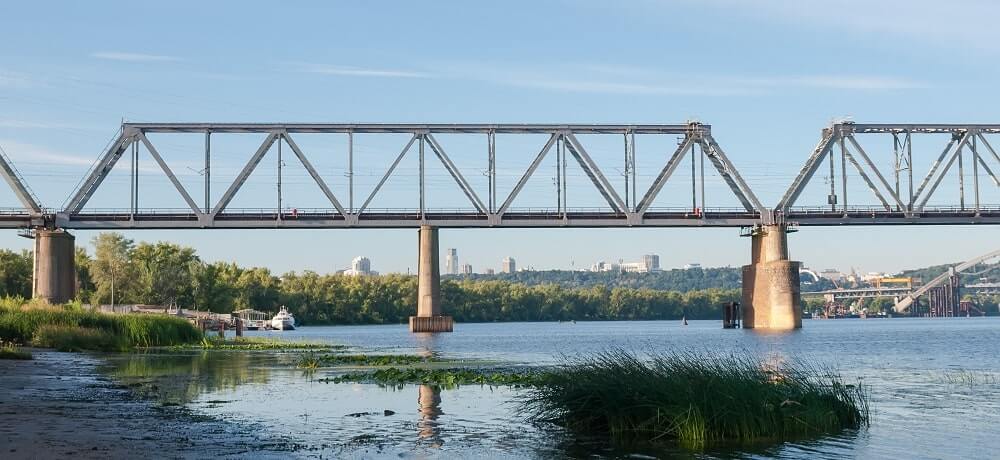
left=0, top=297, right=202, bottom=351
left=327, top=367, right=541, bottom=388
left=519, top=350, right=870, bottom=448
left=172, top=336, right=342, bottom=351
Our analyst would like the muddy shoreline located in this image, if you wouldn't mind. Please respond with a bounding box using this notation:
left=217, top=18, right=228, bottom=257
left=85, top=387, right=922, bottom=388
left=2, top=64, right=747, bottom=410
left=0, top=350, right=298, bottom=459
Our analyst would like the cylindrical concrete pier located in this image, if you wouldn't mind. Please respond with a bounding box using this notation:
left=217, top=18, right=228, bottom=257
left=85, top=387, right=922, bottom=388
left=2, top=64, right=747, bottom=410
left=741, top=225, right=801, bottom=329
left=410, top=226, right=453, bottom=332
left=33, top=229, right=76, bottom=304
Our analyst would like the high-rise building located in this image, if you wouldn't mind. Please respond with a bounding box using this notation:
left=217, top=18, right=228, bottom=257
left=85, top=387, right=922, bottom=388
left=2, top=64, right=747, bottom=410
left=445, top=248, right=458, bottom=275
left=643, top=254, right=660, bottom=272
left=341, top=256, right=375, bottom=276
left=461, top=263, right=473, bottom=275
left=485, top=268, right=495, bottom=275
left=501, top=257, right=516, bottom=273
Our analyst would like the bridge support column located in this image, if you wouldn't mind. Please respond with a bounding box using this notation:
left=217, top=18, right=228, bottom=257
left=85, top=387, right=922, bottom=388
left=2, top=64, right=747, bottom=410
left=741, top=224, right=801, bottom=329
left=410, top=226, right=453, bottom=333
left=33, top=229, right=76, bottom=304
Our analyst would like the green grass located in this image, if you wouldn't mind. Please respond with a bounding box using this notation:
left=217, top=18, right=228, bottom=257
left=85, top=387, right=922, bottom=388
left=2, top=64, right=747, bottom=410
left=518, top=350, right=870, bottom=449
left=317, top=353, right=433, bottom=367
left=0, top=296, right=202, bottom=351
left=0, top=341, right=31, bottom=360
left=326, top=367, right=541, bottom=388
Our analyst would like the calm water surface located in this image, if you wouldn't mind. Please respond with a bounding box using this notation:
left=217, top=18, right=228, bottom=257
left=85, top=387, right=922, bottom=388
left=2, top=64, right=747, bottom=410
left=106, top=318, right=1000, bottom=458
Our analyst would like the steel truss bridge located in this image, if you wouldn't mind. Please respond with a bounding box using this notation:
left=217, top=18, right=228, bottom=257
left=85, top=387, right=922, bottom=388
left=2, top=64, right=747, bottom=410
left=1, top=122, right=999, bottom=229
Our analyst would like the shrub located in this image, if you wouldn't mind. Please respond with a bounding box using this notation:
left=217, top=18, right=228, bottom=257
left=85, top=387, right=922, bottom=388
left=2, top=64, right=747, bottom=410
left=519, top=349, right=870, bottom=448
left=33, top=324, right=127, bottom=352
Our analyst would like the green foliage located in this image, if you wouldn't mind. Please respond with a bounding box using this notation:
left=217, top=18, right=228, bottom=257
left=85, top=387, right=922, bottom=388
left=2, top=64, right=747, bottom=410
left=327, top=367, right=541, bottom=388
left=0, top=297, right=202, bottom=350
left=519, top=350, right=870, bottom=449
left=0, top=249, right=32, bottom=298
left=317, top=353, right=431, bottom=366
left=33, top=324, right=127, bottom=352
left=0, top=340, right=31, bottom=360
left=296, top=352, right=321, bottom=369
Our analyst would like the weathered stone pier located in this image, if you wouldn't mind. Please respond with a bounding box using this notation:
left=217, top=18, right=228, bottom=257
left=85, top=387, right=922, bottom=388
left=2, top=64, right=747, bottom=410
left=741, top=224, right=802, bottom=329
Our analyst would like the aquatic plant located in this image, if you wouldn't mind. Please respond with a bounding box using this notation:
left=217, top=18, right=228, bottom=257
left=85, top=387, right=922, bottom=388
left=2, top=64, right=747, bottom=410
left=172, top=336, right=342, bottom=351
left=0, top=340, right=31, bottom=360
left=296, top=352, right=321, bottom=369
left=518, top=349, right=870, bottom=449
left=0, top=297, right=202, bottom=350
left=327, top=367, right=541, bottom=388
left=318, top=353, right=432, bottom=367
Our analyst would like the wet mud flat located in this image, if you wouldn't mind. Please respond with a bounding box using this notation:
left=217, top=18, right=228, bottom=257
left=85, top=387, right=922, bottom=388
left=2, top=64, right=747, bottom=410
left=0, top=350, right=298, bottom=460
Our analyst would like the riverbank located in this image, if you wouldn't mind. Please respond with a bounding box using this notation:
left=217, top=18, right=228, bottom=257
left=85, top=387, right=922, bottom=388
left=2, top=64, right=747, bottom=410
left=0, top=350, right=296, bottom=459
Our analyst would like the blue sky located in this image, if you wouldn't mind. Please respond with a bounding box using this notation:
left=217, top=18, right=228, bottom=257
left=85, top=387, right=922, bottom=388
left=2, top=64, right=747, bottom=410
left=1, top=0, right=997, bottom=275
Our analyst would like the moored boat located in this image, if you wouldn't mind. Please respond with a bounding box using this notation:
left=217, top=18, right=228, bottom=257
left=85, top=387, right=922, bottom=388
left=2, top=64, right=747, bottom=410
left=271, top=306, right=296, bottom=330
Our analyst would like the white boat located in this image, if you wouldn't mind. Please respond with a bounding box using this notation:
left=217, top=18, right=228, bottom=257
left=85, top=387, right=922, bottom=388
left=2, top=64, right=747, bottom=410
left=271, top=306, right=296, bottom=330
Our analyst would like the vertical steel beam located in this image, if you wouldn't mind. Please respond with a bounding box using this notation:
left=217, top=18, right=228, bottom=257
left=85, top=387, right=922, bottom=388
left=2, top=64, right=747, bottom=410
left=348, top=130, right=354, bottom=213
left=957, top=134, right=966, bottom=210
left=972, top=133, right=980, bottom=213
left=840, top=135, right=848, bottom=213
left=488, top=130, right=496, bottom=213
left=690, top=141, right=697, bottom=211
left=630, top=130, right=637, bottom=212
left=129, top=140, right=136, bottom=218
left=419, top=134, right=425, bottom=218
left=556, top=135, right=562, bottom=212
left=277, top=134, right=283, bottom=218
left=907, top=131, right=913, bottom=211
left=204, top=131, right=211, bottom=213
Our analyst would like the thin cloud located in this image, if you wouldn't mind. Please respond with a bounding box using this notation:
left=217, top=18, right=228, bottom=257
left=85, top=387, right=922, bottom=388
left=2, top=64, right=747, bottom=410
left=0, top=140, right=96, bottom=167
left=91, top=51, right=180, bottom=62
left=293, top=62, right=433, bottom=78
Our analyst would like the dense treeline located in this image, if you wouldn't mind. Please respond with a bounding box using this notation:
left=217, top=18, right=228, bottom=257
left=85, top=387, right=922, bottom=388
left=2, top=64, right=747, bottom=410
left=454, top=268, right=837, bottom=293
left=1, top=233, right=995, bottom=323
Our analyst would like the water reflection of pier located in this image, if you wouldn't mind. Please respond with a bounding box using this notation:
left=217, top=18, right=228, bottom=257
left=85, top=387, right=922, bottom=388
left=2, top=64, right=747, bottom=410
left=418, top=385, right=443, bottom=448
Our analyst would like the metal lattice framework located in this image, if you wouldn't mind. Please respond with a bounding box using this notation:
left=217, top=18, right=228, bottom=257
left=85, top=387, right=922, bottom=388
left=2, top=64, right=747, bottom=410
left=778, top=123, right=1000, bottom=224
left=893, top=248, right=1000, bottom=312
left=49, top=122, right=765, bottom=229
left=0, top=145, right=45, bottom=228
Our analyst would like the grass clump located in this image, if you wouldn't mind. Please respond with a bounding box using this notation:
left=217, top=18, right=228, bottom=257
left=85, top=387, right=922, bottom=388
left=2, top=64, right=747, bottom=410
left=519, top=350, right=869, bottom=449
left=318, top=354, right=431, bottom=367
left=327, top=367, right=540, bottom=388
left=0, top=297, right=202, bottom=351
left=33, top=324, right=127, bottom=352
left=297, top=352, right=321, bottom=369
left=0, top=341, right=31, bottom=360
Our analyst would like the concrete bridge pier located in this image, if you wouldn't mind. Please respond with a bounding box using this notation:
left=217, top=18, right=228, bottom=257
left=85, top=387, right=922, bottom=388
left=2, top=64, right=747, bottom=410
left=32, top=229, right=76, bottom=304
left=741, top=224, right=801, bottom=329
left=409, top=226, right=453, bottom=333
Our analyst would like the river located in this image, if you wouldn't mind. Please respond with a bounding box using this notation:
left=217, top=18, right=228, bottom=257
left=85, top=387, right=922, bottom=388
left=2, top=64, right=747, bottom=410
left=104, top=318, right=1000, bottom=459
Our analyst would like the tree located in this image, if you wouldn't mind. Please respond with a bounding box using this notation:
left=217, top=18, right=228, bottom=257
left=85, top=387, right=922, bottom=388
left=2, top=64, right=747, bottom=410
left=89, top=233, right=136, bottom=305
left=0, top=249, right=32, bottom=298
left=131, top=242, right=200, bottom=307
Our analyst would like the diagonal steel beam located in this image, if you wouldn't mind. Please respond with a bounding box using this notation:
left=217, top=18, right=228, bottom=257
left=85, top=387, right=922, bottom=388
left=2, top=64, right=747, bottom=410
left=498, top=133, right=559, bottom=215
left=700, top=135, right=766, bottom=212
left=137, top=133, right=205, bottom=216
left=917, top=134, right=967, bottom=211
left=776, top=130, right=836, bottom=210
left=563, top=133, right=628, bottom=213
left=0, top=146, right=42, bottom=214
left=357, top=134, right=418, bottom=214
left=211, top=132, right=279, bottom=216
left=974, top=133, right=1000, bottom=186
left=845, top=135, right=906, bottom=210
left=636, top=137, right=693, bottom=214
left=281, top=133, right=348, bottom=217
left=843, top=149, right=892, bottom=210
left=424, top=133, right=488, bottom=214
left=914, top=134, right=964, bottom=201
left=63, top=131, right=134, bottom=214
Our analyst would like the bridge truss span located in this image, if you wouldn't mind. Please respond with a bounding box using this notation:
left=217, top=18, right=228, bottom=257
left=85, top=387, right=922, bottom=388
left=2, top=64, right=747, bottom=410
left=777, top=123, right=1000, bottom=225
left=54, top=122, right=766, bottom=229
